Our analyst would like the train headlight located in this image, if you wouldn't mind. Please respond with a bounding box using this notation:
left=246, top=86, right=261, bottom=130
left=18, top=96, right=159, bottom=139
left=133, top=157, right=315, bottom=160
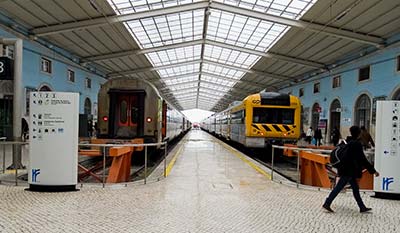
left=102, top=116, right=108, bottom=122
left=146, top=117, right=152, bottom=123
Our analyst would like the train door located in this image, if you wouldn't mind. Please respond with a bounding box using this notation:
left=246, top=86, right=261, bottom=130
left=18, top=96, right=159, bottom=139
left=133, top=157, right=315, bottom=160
left=109, top=90, right=145, bottom=138
left=329, top=99, right=341, bottom=141
left=161, top=101, right=167, bottom=140
left=0, top=95, right=12, bottom=138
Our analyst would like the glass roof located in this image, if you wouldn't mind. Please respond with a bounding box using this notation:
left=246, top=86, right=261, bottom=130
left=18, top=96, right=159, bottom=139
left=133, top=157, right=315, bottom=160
left=107, top=0, right=317, bottom=110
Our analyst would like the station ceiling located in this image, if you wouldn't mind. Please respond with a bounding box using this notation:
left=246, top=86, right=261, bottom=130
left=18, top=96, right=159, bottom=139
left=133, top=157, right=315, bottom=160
left=1, top=0, right=399, bottom=112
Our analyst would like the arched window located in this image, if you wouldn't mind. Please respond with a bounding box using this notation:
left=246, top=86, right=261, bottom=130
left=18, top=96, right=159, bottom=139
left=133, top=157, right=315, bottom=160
left=84, top=98, right=92, bottom=115
left=39, top=85, right=52, bottom=91
left=355, top=94, right=371, bottom=128
left=392, top=88, right=400, bottom=100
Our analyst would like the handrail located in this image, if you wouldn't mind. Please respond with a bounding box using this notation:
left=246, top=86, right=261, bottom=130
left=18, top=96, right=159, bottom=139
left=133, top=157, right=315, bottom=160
left=271, top=145, right=332, bottom=153
left=270, top=144, right=333, bottom=188
left=0, top=141, right=28, bottom=145
left=78, top=142, right=167, bottom=148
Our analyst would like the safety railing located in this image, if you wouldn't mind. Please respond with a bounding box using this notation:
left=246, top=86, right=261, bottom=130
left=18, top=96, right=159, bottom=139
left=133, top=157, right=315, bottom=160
left=0, top=140, right=29, bottom=186
left=0, top=140, right=169, bottom=187
left=78, top=141, right=168, bottom=188
left=271, top=145, right=333, bottom=189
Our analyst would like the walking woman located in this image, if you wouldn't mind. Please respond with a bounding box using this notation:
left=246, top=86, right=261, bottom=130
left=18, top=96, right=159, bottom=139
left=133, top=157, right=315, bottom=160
left=322, top=126, right=379, bottom=213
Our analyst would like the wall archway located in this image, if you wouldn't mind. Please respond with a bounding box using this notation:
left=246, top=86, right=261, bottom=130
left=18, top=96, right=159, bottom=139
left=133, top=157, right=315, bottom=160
left=391, top=88, right=400, bottom=100
left=354, top=94, right=371, bottom=128
left=311, top=102, right=320, bottom=130
left=38, top=84, right=52, bottom=91
left=84, top=97, right=92, bottom=115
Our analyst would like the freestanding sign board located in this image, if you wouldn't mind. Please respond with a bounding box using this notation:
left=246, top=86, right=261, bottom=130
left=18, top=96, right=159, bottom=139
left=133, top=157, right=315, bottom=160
left=374, top=101, right=400, bottom=199
left=28, top=92, right=79, bottom=192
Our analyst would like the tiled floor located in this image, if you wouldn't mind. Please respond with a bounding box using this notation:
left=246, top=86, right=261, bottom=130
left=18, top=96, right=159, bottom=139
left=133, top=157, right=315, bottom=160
left=0, top=130, right=399, bottom=232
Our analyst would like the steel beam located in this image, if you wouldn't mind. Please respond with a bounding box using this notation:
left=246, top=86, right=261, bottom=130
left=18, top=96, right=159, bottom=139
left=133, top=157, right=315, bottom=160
left=32, top=1, right=384, bottom=47
left=211, top=2, right=384, bottom=47
left=161, top=79, right=234, bottom=90
left=108, top=59, right=202, bottom=78
left=205, top=39, right=326, bottom=69
left=108, top=58, right=295, bottom=82
left=203, top=59, right=294, bottom=81
left=83, top=39, right=204, bottom=62
left=32, top=2, right=209, bottom=36
left=85, top=37, right=324, bottom=68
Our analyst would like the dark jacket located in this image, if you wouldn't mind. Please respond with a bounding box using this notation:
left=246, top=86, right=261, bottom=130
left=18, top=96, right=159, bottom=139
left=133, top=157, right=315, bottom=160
left=337, top=136, right=376, bottom=178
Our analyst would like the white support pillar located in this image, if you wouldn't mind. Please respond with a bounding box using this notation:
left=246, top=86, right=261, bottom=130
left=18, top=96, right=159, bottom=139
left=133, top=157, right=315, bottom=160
left=0, top=38, right=24, bottom=169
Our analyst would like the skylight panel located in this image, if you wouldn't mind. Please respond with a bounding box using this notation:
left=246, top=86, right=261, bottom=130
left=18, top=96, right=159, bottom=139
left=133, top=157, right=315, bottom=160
left=213, top=0, right=316, bottom=19
left=202, top=63, right=245, bottom=80
left=120, top=9, right=204, bottom=49
left=202, top=75, right=235, bottom=87
left=170, top=83, right=198, bottom=91
left=107, top=0, right=317, bottom=110
left=164, top=76, right=197, bottom=85
left=200, top=82, right=230, bottom=92
left=108, top=0, right=203, bottom=14
left=158, top=63, right=200, bottom=77
left=146, top=45, right=201, bottom=66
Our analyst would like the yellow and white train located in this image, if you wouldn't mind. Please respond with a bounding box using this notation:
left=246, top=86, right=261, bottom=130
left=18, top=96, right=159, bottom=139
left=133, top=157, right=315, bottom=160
left=201, top=92, right=301, bottom=148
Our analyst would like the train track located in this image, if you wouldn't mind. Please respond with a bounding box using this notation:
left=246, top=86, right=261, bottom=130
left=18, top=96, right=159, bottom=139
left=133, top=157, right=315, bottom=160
left=78, top=132, right=186, bottom=183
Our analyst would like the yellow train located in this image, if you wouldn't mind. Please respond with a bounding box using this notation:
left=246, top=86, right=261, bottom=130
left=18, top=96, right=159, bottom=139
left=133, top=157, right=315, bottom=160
left=201, top=91, right=301, bottom=148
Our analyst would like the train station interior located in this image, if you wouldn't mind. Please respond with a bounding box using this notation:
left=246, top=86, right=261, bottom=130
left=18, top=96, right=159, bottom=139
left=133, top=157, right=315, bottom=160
left=1, top=0, right=400, bottom=232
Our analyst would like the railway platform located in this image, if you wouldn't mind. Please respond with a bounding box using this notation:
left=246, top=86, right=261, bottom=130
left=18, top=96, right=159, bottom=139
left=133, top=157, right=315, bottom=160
left=0, top=130, right=399, bottom=232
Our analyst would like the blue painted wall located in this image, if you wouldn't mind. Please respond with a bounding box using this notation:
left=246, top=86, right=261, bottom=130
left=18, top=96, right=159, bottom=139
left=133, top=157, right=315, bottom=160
left=281, top=42, right=400, bottom=140
left=0, top=28, right=107, bottom=117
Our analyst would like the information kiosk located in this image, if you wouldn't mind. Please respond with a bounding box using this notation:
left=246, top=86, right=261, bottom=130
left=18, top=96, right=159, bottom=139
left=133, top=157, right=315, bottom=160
left=374, top=101, right=400, bottom=199
left=28, top=92, right=79, bottom=192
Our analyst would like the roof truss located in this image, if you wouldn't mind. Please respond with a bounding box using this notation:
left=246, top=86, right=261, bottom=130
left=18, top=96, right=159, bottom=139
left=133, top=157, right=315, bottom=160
left=31, top=2, right=384, bottom=47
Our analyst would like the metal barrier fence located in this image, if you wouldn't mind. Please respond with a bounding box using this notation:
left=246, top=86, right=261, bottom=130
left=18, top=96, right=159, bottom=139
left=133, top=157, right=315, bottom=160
left=0, top=140, right=29, bottom=186
left=0, top=140, right=168, bottom=187
left=77, top=141, right=168, bottom=188
left=271, top=145, right=332, bottom=188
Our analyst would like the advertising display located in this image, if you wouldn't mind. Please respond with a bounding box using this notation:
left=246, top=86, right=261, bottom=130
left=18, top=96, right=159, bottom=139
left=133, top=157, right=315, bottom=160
left=28, top=92, right=79, bottom=192
left=374, top=101, right=400, bottom=198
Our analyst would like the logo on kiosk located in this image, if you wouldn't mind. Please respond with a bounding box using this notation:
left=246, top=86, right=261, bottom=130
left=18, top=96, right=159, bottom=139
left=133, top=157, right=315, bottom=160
left=31, top=169, right=41, bottom=183
left=382, top=177, right=394, bottom=191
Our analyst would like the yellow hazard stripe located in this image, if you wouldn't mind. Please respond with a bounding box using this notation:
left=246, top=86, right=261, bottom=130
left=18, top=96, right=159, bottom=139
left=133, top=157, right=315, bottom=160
left=216, top=140, right=271, bottom=180
left=165, top=143, right=184, bottom=177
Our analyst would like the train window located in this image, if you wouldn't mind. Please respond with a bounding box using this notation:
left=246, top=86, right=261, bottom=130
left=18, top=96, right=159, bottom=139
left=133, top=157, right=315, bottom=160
left=313, top=82, right=320, bottom=93
left=131, top=107, right=138, bottom=124
left=332, top=76, right=341, bottom=88
left=119, top=100, right=127, bottom=124
left=359, top=65, right=370, bottom=81
left=231, top=110, right=245, bottom=124
left=299, top=88, right=304, bottom=97
left=253, top=108, right=294, bottom=124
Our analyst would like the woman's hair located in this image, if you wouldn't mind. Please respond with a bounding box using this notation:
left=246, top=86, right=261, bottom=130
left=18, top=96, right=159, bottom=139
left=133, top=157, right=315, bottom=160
left=350, top=125, right=361, bottom=137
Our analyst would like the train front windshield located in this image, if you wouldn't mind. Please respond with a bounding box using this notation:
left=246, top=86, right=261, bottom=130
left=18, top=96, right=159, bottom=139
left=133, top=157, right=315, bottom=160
left=252, top=107, right=294, bottom=124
